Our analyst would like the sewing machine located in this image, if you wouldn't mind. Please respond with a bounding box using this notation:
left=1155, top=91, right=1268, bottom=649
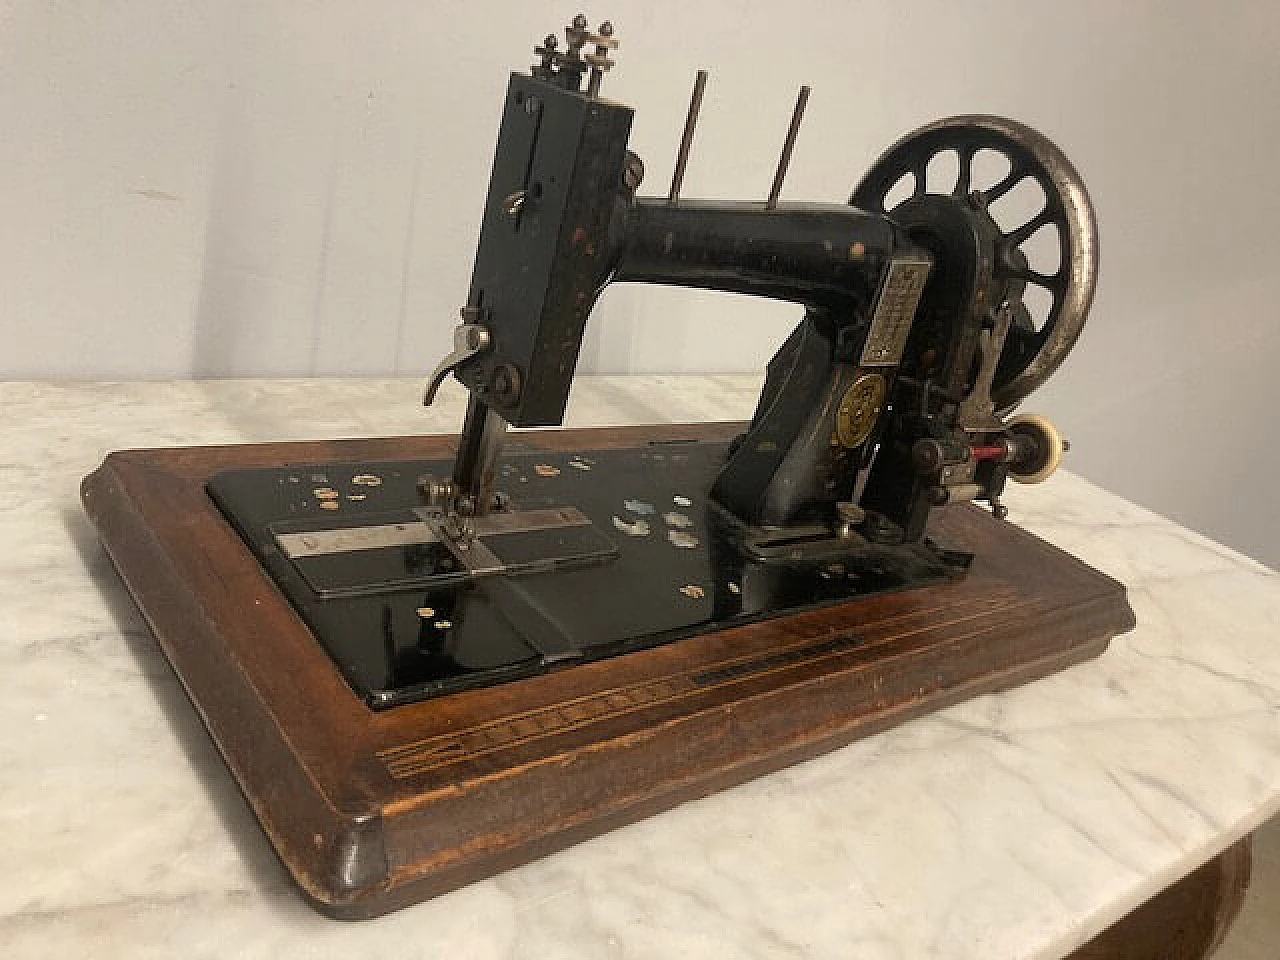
left=84, top=15, right=1133, bottom=917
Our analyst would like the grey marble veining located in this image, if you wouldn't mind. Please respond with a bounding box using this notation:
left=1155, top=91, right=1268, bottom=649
left=1, top=377, right=1278, bottom=959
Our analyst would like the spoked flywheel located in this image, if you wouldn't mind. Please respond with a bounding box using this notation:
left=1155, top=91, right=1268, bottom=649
left=852, top=116, right=1098, bottom=411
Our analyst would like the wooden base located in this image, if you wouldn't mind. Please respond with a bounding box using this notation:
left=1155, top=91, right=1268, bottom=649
left=82, top=423, right=1135, bottom=919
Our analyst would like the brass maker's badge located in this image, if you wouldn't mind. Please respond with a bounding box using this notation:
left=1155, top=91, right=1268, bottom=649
left=836, top=373, right=887, bottom=449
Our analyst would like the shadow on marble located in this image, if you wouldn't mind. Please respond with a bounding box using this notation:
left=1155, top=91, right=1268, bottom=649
left=59, top=505, right=299, bottom=906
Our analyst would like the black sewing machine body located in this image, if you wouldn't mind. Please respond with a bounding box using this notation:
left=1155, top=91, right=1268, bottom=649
left=75, top=15, right=1137, bottom=917
left=210, top=17, right=1096, bottom=710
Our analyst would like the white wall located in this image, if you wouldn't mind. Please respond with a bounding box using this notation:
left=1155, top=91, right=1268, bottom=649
left=3, top=1, right=1278, bottom=567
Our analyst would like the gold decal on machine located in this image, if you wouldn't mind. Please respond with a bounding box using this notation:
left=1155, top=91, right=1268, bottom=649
left=836, top=373, right=887, bottom=449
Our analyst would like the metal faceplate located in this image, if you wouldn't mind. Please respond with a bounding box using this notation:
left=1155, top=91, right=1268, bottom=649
left=273, top=506, right=612, bottom=596
left=454, top=73, right=635, bottom=426
left=860, top=256, right=932, bottom=367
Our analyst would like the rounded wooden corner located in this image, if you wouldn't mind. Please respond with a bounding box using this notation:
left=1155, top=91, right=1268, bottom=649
left=281, top=811, right=395, bottom=921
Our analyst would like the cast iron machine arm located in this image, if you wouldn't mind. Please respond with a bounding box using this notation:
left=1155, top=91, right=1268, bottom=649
left=422, top=14, right=1096, bottom=557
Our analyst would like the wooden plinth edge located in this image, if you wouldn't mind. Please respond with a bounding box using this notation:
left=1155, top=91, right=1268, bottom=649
left=1068, top=835, right=1253, bottom=960
left=81, top=423, right=1136, bottom=918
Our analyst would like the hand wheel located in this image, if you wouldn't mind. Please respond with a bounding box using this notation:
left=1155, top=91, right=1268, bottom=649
left=852, top=116, right=1098, bottom=412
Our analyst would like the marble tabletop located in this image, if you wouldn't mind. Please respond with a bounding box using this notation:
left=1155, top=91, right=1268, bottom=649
left=2, top=376, right=1278, bottom=959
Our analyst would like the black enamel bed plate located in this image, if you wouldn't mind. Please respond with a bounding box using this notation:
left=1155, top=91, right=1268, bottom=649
left=207, top=440, right=948, bottom=709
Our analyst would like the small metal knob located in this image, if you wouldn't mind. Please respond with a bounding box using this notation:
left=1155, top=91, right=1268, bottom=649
left=503, top=190, right=527, bottom=216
